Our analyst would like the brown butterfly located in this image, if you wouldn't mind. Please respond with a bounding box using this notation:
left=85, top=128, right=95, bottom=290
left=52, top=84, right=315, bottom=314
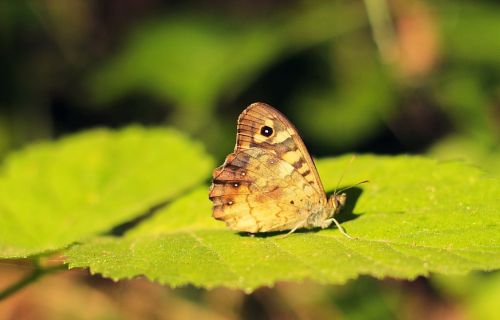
left=209, top=102, right=350, bottom=236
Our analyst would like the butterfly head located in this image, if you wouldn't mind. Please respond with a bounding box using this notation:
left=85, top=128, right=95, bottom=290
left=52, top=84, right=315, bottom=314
left=327, top=193, right=347, bottom=216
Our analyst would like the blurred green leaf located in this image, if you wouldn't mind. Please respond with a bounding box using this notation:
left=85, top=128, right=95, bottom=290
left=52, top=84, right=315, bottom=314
left=0, top=126, right=213, bottom=258
left=331, top=277, right=399, bottom=320
left=433, top=2, right=500, bottom=146
left=432, top=272, right=500, bottom=320
left=66, top=155, right=500, bottom=292
left=438, top=2, right=500, bottom=66
left=289, top=31, right=396, bottom=150
left=434, top=71, right=496, bottom=143
left=466, top=272, right=500, bottom=320
left=88, top=16, right=285, bottom=110
left=87, top=2, right=366, bottom=112
left=430, top=135, right=500, bottom=176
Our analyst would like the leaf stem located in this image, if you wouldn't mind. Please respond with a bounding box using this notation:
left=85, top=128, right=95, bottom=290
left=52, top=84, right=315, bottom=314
left=364, top=0, right=398, bottom=63
left=0, top=260, right=66, bottom=301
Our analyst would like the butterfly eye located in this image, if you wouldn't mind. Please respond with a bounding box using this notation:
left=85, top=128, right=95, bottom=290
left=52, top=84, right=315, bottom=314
left=260, top=126, right=273, bottom=137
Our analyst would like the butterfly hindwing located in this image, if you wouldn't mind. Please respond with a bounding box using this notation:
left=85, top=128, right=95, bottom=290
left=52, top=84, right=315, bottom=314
left=209, top=148, right=320, bottom=232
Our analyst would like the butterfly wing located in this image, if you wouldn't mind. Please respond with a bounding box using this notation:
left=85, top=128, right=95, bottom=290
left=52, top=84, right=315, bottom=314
left=235, top=102, right=326, bottom=198
left=209, top=148, right=321, bottom=232
left=209, top=102, right=329, bottom=232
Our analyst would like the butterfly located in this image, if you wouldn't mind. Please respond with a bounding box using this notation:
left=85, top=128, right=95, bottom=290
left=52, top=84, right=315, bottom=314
left=209, top=102, right=350, bottom=237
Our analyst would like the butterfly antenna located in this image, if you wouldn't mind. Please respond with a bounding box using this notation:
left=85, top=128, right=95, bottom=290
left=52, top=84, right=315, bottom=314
left=336, top=180, right=370, bottom=194
left=333, top=155, right=357, bottom=198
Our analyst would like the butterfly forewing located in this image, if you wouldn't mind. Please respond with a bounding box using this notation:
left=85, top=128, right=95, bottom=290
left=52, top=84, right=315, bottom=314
left=236, top=103, right=326, bottom=197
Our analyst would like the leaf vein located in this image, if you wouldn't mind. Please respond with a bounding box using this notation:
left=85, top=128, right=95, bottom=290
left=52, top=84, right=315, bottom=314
left=188, top=232, right=242, bottom=284
left=270, top=240, right=329, bottom=279
left=327, top=236, right=391, bottom=272
left=356, top=237, right=499, bottom=255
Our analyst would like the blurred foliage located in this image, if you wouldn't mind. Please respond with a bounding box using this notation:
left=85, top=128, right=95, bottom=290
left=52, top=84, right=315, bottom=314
left=1, top=0, right=500, bottom=318
left=431, top=135, right=500, bottom=176
left=1, top=0, right=499, bottom=157
left=432, top=272, right=500, bottom=320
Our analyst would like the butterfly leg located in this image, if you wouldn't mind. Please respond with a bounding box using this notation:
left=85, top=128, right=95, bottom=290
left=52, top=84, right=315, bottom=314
left=277, top=220, right=307, bottom=239
left=322, top=218, right=355, bottom=239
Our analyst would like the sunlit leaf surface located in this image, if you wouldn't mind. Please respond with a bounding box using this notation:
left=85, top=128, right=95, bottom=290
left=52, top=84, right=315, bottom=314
left=0, top=127, right=213, bottom=258
left=66, top=155, right=500, bottom=292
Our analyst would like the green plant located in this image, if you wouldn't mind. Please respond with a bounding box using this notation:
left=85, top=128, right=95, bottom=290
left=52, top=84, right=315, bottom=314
left=1, top=127, right=498, bottom=298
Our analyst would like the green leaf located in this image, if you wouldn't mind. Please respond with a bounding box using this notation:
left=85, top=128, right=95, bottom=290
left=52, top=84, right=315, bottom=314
left=433, top=71, right=496, bottom=143
left=0, top=127, right=213, bottom=258
left=465, top=272, right=500, bottom=320
left=65, top=155, right=500, bottom=292
left=431, top=272, right=500, bottom=320
left=292, top=57, right=395, bottom=149
left=330, top=277, right=399, bottom=320
left=430, top=135, right=500, bottom=176
left=86, top=3, right=366, bottom=111
left=438, top=2, right=500, bottom=66
left=87, top=16, right=284, bottom=109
